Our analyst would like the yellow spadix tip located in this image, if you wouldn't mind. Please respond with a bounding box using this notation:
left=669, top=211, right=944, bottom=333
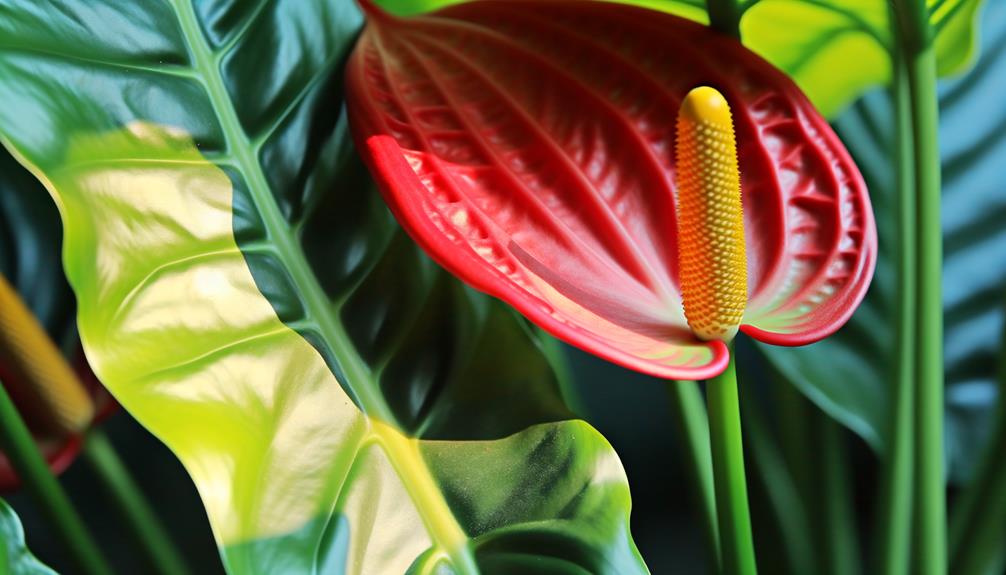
left=675, top=86, right=747, bottom=342
left=679, top=86, right=734, bottom=126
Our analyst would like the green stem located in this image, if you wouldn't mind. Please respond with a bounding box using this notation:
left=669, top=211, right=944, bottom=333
left=903, top=18, right=946, bottom=575
left=83, top=431, right=189, bottom=575
left=0, top=381, right=111, bottom=575
left=705, top=0, right=743, bottom=38
left=910, top=54, right=945, bottom=573
left=666, top=380, right=720, bottom=572
left=876, top=42, right=917, bottom=575
left=707, top=351, right=758, bottom=575
left=889, top=2, right=945, bottom=573
left=691, top=4, right=744, bottom=569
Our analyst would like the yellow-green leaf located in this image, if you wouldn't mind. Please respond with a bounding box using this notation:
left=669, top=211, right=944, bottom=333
left=740, top=0, right=983, bottom=117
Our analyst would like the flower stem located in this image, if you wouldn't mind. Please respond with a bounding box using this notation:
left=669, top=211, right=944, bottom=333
left=875, top=41, right=917, bottom=575
left=0, top=380, right=111, bottom=575
left=706, top=351, right=758, bottom=575
left=891, top=1, right=945, bottom=571
left=666, top=380, right=720, bottom=572
left=685, top=7, right=745, bottom=573
left=83, top=430, right=189, bottom=575
left=910, top=56, right=945, bottom=575
left=705, top=0, right=743, bottom=38
left=900, top=15, right=946, bottom=575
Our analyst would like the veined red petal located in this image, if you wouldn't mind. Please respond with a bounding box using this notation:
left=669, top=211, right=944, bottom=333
left=347, top=0, right=876, bottom=379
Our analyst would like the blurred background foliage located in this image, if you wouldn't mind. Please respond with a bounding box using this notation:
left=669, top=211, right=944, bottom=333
left=757, top=0, right=1006, bottom=486
left=0, top=0, right=1003, bottom=573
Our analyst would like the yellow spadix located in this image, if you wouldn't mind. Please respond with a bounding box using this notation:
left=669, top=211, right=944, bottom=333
left=676, top=86, right=747, bottom=341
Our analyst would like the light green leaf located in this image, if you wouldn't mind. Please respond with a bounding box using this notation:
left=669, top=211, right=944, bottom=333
left=758, top=0, right=1006, bottom=484
left=0, top=1, right=646, bottom=573
left=739, top=0, right=891, bottom=118
left=931, top=0, right=986, bottom=76
left=0, top=499, right=57, bottom=575
left=740, top=0, right=983, bottom=117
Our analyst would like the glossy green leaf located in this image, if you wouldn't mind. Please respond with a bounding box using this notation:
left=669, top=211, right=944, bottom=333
left=0, top=498, right=57, bottom=575
left=758, top=0, right=1006, bottom=484
left=373, top=0, right=982, bottom=118
left=0, top=1, right=645, bottom=573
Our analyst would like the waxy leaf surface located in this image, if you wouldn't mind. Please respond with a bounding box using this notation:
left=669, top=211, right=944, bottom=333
left=759, top=0, right=1006, bottom=483
left=348, top=0, right=876, bottom=380
left=0, top=0, right=646, bottom=572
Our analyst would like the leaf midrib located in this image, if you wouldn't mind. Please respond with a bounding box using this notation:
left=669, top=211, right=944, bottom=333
left=169, top=1, right=477, bottom=570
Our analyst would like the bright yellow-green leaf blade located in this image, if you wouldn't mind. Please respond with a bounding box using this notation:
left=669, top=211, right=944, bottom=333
left=931, top=0, right=985, bottom=76
left=740, top=1, right=889, bottom=118
left=740, top=0, right=983, bottom=117
left=16, top=123, right=444, bottom=571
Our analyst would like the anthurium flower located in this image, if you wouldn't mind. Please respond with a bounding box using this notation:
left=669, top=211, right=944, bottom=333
left=0, top=274, right=112, bottom=491
left=346, top=0, right=877, bottom=380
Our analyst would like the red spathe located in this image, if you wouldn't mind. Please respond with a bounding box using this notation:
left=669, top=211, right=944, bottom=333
left=346, top=0, right=877, bottom=380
